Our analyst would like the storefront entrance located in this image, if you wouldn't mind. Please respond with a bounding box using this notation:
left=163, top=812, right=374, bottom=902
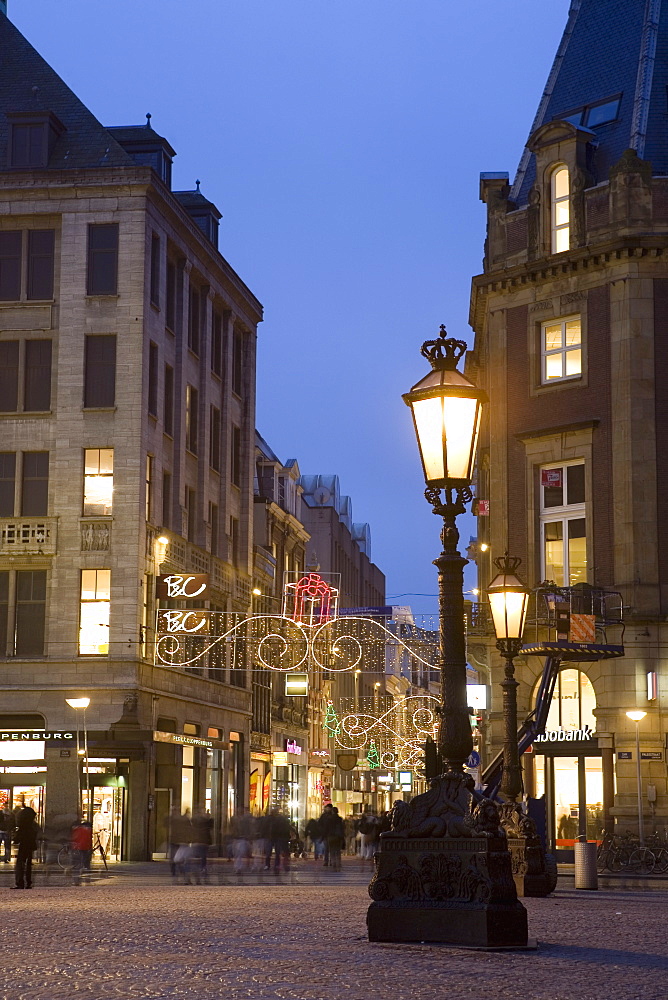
left=81, top=784, right=126, bottom=861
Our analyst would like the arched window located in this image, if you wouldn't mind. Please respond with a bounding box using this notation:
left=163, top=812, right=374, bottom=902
left=551, top=166, right=570, bottom=253
left=543, top=667, right=596, bottom=733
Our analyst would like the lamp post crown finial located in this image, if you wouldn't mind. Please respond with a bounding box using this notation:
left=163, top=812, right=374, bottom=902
left=493, top=552, right=523, bottom=576
left=420, top=327, right=467, bottom=371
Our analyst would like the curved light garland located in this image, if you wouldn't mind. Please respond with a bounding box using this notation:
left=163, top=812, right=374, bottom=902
left=155, top=611, right=439, bottom=673
left=335, top=694, right=440, bottom=774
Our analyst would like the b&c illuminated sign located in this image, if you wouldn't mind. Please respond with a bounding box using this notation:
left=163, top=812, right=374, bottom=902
left=157, top=574, right=209, bottom=600
left=156, top=610, right=209, bottom=634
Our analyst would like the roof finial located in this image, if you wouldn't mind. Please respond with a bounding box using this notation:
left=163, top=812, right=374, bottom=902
left=195, top=179, right=201, bottom=192
left=145, top=112, right=152, bottom=128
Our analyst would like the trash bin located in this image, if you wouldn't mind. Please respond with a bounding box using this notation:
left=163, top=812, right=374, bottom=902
left=574, top=838, right=598, bottom=890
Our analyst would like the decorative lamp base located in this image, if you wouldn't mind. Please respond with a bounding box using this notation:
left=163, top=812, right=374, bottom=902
left=367, top=835, right=528, bottom=948
left=507, top=837, right=557, bottom=898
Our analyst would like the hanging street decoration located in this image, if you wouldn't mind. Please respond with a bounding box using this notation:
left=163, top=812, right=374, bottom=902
left=154, top=572, right=440, bottom=675
left=366, top=740, right=380, bottom=769
left=333, top=695, right=440, bottom=777
left=322, top=701, right=341, bottom=738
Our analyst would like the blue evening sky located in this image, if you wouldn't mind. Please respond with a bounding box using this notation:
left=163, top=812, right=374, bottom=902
left=11, top=0, right=570, bottom=616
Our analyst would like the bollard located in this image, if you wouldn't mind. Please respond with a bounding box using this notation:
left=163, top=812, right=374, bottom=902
left=574, top=838, right=598, bottom=890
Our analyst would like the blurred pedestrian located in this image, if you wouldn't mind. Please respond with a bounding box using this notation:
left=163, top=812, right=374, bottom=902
left=319, top=803, right=336, bottom=866
left=327, top=806, right=345, bottom=871
left=171, top=809, right=193, bottom=884
left=358, top=809, right=378, bottom=864
left=0, top=806, right=14, bottom=863
left=230, top=807, right=253, bottom=875
left=305, top=816, right=323, bottom=859
left=12, top=805, right=39, bottom=889
left=70, top=818, right=93, bottom=883
left=190, top=808, right=213, bottom=883
left=265, top=808, right=291, bottom=873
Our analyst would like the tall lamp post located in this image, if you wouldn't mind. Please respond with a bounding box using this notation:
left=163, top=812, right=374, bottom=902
left=66, top=697, right=90, bottom=818
left=487, top=554, right=529, bottom=804
left=367, top=327, right=528, bottom=947
left=626, top=710, right=646, bottom=846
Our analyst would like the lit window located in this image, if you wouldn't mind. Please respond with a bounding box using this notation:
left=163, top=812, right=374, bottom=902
left=540, top=462, right=586, bottom=586
left=551, top=166, right=570, bottom=253
left=541, top=316, right=581, bottom=383
left=83, top=449, right=113, bottom=516
left=79, top=569, right=110, bottom=655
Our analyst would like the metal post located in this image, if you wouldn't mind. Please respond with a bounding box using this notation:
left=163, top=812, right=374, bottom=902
left=498, top=643, right=523, bottom=802
left=428, top=487, right=473, bottom=774
left=635, top=720, right=644, bottom=846
left=83, top=707, right=90, bottom=821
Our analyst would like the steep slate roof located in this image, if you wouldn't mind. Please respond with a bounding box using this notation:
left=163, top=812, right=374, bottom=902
left=512, top=0, right=668, bottom=206
left=0, top=14, right=133, bottom=170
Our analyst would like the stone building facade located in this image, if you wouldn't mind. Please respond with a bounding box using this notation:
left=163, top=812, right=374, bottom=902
left=469, top=0, right=668, bottom=854
left=0, top=13, right=261, bottom=858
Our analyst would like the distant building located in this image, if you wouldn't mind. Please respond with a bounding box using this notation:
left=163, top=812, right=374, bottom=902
left=0, top=13, right=260, bottom=858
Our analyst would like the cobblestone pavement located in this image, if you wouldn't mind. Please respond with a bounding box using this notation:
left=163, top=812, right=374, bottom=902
left=0, top=874, right=666, bottom=1000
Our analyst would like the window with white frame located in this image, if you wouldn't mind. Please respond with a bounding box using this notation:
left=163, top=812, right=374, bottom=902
left=540, top=461, right=586, bottom=586
left=83, top=449, right=113, bottom=516
left=79, top=569, right=110, bottom=655
left=541, top=316, right=581, bottom=383
left=551, top=166, right=570, bottom=253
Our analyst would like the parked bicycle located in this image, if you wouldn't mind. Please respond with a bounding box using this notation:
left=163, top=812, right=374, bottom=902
left=597, top=831, right=667, bottom=874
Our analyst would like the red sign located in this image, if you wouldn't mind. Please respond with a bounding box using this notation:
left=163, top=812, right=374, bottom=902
left=477, top=499, right=489, bottom=516
left=541, top=469, right=563, bottom=488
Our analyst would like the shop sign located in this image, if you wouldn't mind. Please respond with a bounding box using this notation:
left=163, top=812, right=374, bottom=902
left=156, top=610, right=209, bottom=633
left=153, top=730, right=213, bottom=749
left=534, top=725, right=593, bottom=743
left=156, top=574, right=209, bottom=600
left=0, top=730, right=74, bottom=742
left=285, top=739, right=303, bottom=756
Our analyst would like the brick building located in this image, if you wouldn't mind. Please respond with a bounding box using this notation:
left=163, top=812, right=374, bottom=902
left=469, top=0, right=668, bottom=855
left=0, top=12, right=261, bottom=858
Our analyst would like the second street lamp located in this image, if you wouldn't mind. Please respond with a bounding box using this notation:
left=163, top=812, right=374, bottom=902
left=488, top=553, right=529, bottom=804
left=367, top=327, right=528, bottom=948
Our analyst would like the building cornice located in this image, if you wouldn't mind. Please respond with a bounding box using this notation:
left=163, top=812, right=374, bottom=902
left=514, top=418, right=600, bottom=443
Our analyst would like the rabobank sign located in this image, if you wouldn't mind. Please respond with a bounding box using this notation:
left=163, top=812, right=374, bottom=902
left=534, top=726, right=593, bottom=743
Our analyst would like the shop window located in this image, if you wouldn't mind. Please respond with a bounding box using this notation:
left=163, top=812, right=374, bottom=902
left=181, top=744, right=194, bottom=813
left=540, top=461, right=586, bottom=586
left=84, top=335, right=116, bottom=408
left=83, top=449, right=113, bottom=517
left=79, top=569, right=111, bottom=656
left=183, top=723, right=199, bottom=735
left=541, top=316, right=581, bottom=383
left=550, top=166, right=570, bottom=253
left=87, top=224, right=118, bottom=296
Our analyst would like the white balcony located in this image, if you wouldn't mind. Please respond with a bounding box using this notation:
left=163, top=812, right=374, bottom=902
left=0, top=518, right=57, bottom=556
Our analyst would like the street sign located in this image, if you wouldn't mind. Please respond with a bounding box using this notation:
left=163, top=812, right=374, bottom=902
left=641, top=751, right=663, bottom=761
left=467, top=750, right=481, bottom=768
left=617, top=751, right=632, bottom=760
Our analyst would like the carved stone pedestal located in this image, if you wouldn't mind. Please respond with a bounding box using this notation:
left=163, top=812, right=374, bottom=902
left=508, top=837, right=557, bottom=898
left=367, top=835, right=528, bottom=948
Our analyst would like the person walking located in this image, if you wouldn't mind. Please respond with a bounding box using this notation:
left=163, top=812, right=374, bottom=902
left=171, top=809, right=193, bottom=884
left=305, top=816, right=323, bottom=859
left=70, top=818, right=93, bottom=882
left=327, top=806, right=345, bottom=872
left=266, top=808, right=291, bottom=873
left=12, top=805, right=39, bottom=889
left=190, top=808, right=213, bottom=883
left=0, top=806, right=14, bottom=863
left=319, top=803, right=336, bottom=866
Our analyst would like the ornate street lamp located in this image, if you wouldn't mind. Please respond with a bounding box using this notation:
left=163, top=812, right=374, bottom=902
left=401, top=328, right=485, bottom=774
left=488, top=554, right=529, bottom=803
left=367, top=327, right=528, bottom=947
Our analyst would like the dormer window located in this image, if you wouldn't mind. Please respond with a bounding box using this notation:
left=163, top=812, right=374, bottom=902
left=551, top=166, right=570, bottom=253
left=6, top=111, right=65, bottom=169
left=556, top=95, right=621, bottom=129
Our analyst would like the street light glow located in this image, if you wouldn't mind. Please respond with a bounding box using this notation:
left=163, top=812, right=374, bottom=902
left=66, top=697, right=90, bottom=709
left=626, top=710, right=647, bottom=722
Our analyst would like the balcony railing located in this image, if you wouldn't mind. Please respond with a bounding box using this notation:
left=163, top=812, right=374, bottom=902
left=0, top=518, right=57, bottom=555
